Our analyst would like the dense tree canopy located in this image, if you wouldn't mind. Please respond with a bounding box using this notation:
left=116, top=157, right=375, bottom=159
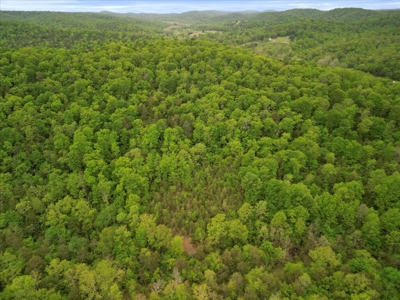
left=0, top=8, right=399, bottom=300
left=193, top=8, right=400, bottom=80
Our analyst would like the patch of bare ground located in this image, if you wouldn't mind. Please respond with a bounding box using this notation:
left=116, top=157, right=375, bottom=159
left=182, top=236, right=196, bottom=255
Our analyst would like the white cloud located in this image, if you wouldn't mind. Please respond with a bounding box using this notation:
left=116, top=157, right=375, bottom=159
left=1, top=0, right=399, bottom=13
left=1, top=0, right=79, bottom=12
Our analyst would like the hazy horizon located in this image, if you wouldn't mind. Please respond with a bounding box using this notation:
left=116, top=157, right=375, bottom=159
left=1, top=0, right=399, bottom=14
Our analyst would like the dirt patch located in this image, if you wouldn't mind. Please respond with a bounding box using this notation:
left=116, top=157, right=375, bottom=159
left=182, top=236, right=196, bottom=255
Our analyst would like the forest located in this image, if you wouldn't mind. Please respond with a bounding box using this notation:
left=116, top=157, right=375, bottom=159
left=0, top=7, right=400, bottom=300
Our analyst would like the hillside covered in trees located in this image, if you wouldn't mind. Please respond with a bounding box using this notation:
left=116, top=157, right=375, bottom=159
left=191, top=8, right=400, bottom=80
left=0, top=8, right=400, bottom=300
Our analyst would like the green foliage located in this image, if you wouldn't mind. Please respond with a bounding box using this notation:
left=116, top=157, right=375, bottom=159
left=193, top=8, right=400, bottom=80
left=380, top=267, right=400, bottom=299
left=0, top=12, right=399, bottom=298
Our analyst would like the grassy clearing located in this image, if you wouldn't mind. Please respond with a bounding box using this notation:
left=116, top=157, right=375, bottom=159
left=188, top=30, right=221, bottom=37
left=270, top=36, right=290, bottom=44
left=241, top=39, right=293, bottom=60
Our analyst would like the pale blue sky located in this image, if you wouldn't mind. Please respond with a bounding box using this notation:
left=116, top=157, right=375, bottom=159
left=1, top=0, right=399, bottom=13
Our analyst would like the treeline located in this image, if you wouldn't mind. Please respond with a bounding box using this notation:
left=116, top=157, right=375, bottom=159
left=0, top=11, right=164, bottom=50
left=1, top=38, right=400, bottom=299
left=0, top=20, right=161, bottom=49
left=0, top=11, right=165, bottom=33
left=2, top=9, right=400, bottom=80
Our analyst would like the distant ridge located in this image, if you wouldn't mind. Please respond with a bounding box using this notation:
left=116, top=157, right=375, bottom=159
left=98, top=9, right=261, bottom=17
left=97, top=9, right=263, bottom=15
left=98, top=10, right=115, bottom=14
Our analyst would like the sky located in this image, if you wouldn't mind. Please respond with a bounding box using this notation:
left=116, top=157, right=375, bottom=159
left=1, top=0, right=399, bottom=13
